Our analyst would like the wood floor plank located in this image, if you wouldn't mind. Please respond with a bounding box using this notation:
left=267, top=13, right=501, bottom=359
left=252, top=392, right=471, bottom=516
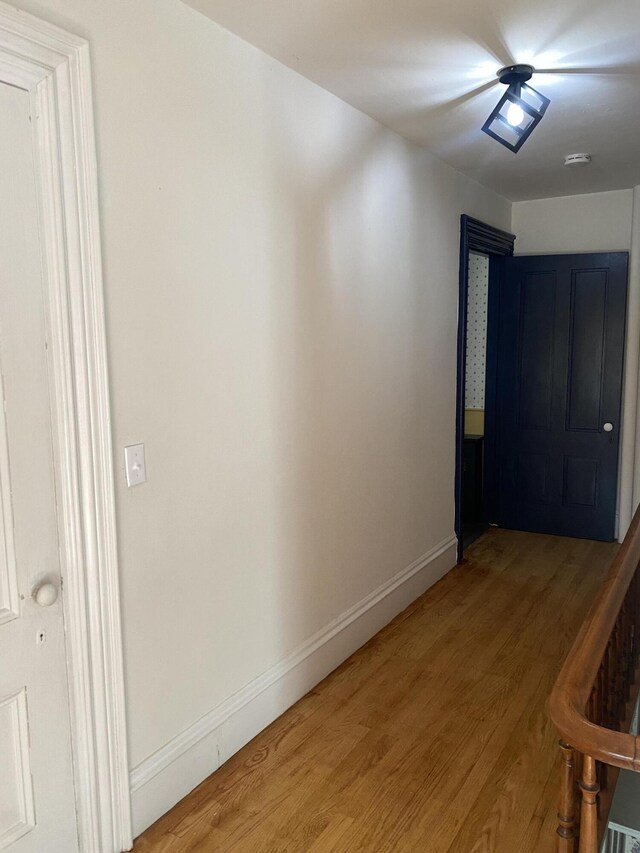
left=133, top=528, right=616, bottom=852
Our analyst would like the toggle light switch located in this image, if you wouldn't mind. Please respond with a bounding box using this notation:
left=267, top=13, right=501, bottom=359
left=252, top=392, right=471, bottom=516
left=124, top=443, right=146, bottom=487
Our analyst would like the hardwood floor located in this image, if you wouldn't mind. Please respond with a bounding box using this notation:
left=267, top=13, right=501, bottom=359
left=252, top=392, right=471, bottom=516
left=133, top=528, right=617, bottom=852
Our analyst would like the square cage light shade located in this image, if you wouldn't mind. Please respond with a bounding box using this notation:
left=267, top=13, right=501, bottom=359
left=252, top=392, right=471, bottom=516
left=482, top=82, right=550, bottom=153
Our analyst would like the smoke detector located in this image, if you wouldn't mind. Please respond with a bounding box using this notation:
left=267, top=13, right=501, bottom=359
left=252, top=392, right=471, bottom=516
left=564, top=153, right=592, bottom=167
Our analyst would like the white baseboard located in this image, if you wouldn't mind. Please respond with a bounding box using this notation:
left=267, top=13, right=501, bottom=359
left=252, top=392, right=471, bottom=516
left=129, top=533, right=457, bottom=837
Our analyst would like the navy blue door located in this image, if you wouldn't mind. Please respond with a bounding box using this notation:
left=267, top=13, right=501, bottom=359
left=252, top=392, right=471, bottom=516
left=494, top=253, right=628, bottom=541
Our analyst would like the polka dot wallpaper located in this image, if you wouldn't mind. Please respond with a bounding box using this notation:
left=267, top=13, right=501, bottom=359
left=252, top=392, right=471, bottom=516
left=465, top=252, right=489, bottom=409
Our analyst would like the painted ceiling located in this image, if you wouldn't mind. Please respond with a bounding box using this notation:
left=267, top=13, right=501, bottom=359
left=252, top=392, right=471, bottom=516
left=185, top=0, right=640, bottom=200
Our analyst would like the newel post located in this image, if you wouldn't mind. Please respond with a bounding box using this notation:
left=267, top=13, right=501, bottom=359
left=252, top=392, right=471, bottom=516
left=557, top=741, right=577, bottom=852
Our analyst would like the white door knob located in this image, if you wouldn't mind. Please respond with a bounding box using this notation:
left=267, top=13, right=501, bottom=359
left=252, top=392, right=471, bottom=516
left=32, top=582, right=58, bottom=607
left=603, top=422, right=614, bottom=433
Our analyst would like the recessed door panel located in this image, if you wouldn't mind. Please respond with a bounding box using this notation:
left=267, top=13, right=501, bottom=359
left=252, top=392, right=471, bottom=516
left=516, top=453, right=550, bottom=504
left=517, top=272, right=556, bottom=430
left=563, top=457, right=599, bottom=508
left=0, top=371, right=18, bottom=627
left=0, top=690, right=35, bottom=849
left=567, top=270, right=607, bottom=432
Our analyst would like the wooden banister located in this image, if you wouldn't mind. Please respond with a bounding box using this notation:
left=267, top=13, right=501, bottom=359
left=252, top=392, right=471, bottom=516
left=550, top=506, right=640, bottom=852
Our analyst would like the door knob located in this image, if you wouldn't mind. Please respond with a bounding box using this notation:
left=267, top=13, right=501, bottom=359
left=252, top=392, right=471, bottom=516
left=603, top=422, right=614, bottom=433
left=32, top=582, right=59, bottom=607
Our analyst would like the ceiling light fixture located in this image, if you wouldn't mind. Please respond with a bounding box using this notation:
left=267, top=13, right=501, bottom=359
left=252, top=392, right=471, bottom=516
left=482, top=64, right=550, bottom=153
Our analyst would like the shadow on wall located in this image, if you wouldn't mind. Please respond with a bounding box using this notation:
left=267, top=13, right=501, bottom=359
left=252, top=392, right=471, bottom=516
left=259, top=84, right=459, bottom=671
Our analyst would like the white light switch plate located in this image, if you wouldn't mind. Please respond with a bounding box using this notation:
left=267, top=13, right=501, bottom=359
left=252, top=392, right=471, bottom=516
left=124, top=443, right=146, bottom=487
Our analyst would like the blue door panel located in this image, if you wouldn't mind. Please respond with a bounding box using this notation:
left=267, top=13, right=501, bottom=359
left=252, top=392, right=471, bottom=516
left=495, top=252, right=628, bottom=541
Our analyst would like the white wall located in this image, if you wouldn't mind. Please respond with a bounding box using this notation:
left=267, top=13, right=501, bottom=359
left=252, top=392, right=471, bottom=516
left=512, top=189, right=634, bottom=254
left=16, top=0, right=511, bottom=835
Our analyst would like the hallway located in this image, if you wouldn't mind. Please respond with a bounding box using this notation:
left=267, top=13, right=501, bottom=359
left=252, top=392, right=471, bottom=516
left=134, top=529, right=617, bottom=852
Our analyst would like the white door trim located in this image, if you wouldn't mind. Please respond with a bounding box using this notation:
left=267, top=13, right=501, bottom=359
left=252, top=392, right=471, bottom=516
left=0, top=5, right=132, bottom=852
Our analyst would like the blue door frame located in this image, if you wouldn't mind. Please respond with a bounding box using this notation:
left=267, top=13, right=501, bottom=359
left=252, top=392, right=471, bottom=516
left=455, top=216, right=515, bottom=562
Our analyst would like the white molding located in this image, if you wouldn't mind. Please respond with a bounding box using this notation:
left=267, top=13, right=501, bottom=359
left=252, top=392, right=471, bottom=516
left=0, top=5, right=132, bottom=852
left=129, top=534, right=457, bottom=835
left=621, top=185, right=640, bottom=538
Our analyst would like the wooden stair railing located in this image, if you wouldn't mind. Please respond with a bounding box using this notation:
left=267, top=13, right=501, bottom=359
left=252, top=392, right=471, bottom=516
left=550, top=507, right=640, bottom=853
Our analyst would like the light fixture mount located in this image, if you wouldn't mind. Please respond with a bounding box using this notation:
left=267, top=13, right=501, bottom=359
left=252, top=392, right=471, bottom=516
left=496, top=64, right=534, bottom=86
left=482, top=64, right=550, bottom=153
